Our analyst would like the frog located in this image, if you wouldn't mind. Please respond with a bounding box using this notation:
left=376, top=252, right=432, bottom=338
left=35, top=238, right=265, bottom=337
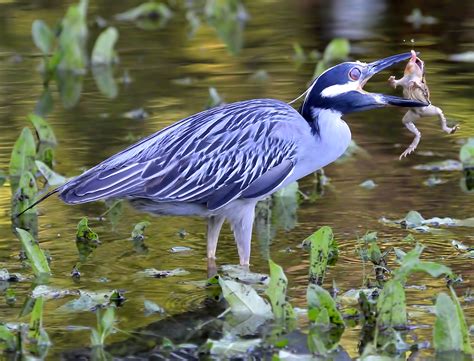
left=388, top=50, right=459, bottom=159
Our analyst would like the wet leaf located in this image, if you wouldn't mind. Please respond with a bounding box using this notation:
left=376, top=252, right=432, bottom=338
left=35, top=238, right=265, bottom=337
left=220, top=264, right=269, bottom=285
left=59, top=289, right=123, bottom=312
left=360, top=179, right=377, bottom=189
left=76, top=217, right=100, bottom=261
left=265, top=259, right=295, bottom=322
left=322, top=38, right=350, bottom=63
left=32, top=285, right=79, bottom=300
left=0, top=269, right=24, bottom=282
left=92, top=65, right=118, bottom=99
left=131, top=221, right=150, bottom=241
left=142, top=268, right=190, bottom=278
left=307, top=284, right=344, bottom=326
left=27, top=297, right=50, bottom=352
left=32, top=20, right=55, bottom=54
left=9, top=127, right=37, bottom=178
left=207, top=335, right=261, bottom=358
left=123, top=108, right=149, bottom=120
left=11, top=171, right=38, bottom=215
left=15, top=228, right=51, bottom=278
left=91, top=307, right=115, bottom=346
left=103, top=200, right=123, bottom=229
left=34, top=88, right=54, bottom=118
left=434, top=288, right=472, bottom=354
left=0, top=324, right=16, bottom=351
left=413, top=159, right=463, bottom=172
left=305, top=226, right=338, bottom=285
left=218, top=278, right=272, bottom=318
left=35, top=160, right=68, bottom=186
left=459, top=138, right=474, bottom=168
left=144, top=300, right=165, bottom=316
left=56, top=70, right=84, bottom=109
left=376, top=279, right=407, bottom=328
left=0, top=170, right=6, bottom=187
left=169, top=246, right=192, bottom=253
left=115, top=2, right=172, bottom=22
left=92, top=27, right=119, bottom=65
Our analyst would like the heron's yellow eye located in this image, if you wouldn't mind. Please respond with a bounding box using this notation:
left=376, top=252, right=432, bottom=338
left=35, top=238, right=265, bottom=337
left=349, top=67, right=361, bottom=81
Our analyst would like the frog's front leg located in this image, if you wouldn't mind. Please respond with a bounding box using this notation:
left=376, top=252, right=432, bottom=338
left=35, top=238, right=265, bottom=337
left=400, top=110, right=421, bottom=159
left=388, top=75, right=402, bottom=89
left=419, top=104, right=459, bottom=134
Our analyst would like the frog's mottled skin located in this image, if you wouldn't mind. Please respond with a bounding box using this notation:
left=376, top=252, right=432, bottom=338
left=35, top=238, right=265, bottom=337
left=388, top=50, right=458, bottom=159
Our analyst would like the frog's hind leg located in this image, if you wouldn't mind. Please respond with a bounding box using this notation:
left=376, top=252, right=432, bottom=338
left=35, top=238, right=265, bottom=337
left=400, top=110, right=421, bottom=159
left=423, top=105, right=459, bottom=134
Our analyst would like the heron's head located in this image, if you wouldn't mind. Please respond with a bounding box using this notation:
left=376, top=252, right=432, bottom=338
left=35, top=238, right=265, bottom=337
left=301, top=52, right=429, bottom=116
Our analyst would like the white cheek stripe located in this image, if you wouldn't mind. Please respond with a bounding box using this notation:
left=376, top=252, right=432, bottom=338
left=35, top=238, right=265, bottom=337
left=321, top=81, right=360, bottom=98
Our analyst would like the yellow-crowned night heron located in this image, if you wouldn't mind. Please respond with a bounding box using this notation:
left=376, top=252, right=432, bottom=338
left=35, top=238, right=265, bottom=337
left=20, top=53, right=427, bottom=266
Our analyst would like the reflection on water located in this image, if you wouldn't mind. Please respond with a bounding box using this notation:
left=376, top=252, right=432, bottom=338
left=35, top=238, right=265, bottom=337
left=0, top=0, right=473, bottom=358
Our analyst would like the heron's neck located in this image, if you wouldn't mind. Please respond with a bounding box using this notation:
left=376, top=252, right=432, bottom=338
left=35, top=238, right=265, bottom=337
left=299, top=104, right=342, bottom=138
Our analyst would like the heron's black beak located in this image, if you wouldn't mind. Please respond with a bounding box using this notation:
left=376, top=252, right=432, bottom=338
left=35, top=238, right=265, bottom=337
left=361, top=52, right=429, bottom=108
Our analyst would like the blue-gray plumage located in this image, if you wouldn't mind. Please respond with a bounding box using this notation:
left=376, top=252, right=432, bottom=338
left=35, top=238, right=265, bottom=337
left=19, top=52, right=427, bottom=266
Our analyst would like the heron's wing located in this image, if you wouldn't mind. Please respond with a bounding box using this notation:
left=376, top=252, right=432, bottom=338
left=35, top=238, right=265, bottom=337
left=60, top=99, right=302, bottom=210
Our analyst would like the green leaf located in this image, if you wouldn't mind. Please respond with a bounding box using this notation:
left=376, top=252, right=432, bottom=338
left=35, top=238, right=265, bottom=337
left=144, top=300, right=165, bottom=315
left=9, top=127, right=37, bottom=177
left=272, top=182, right=299, bottom=232
left=76, top=217, right=100, bottom=261
left=92, top=27, right=119, bottom=65
left=92, top=65, right=118, bottom=99
left=218, top=278, right=272, bottom=318
left=306, top=226, right=338, bottom=285
left=0, top=170, right=6, bottom=187
left=265, top=259, right=295, bottom=322
left=459, top=138, right=474, bottom=168
left=32, top=20, right=55, bottom=54
left=28, top=113, right=57, bottom=145
left=376, top=279, right=407, bottom=328
left=91, top=307, right=115, bottom=346
left=11, top=171, right=38, bottom=216
left=15, top=228, right=51, bottom=277
left=115, top=2, right=172, bottom=22
left=34, top=88, right=54, bottom=118
left=56, top=70, right=84, bottom=109
left=307, top=283, right=344, bottom=326
left=323, top=38, right=350, bottom=63
left=434, top=289, right=473, bottom=354
left=35, top=160, right=68, bottom=186
left=0, top=324, right=16, bottom=351
left=103, top=200, right=123, bottom=230
left=131, top=221, right=151, bottom=241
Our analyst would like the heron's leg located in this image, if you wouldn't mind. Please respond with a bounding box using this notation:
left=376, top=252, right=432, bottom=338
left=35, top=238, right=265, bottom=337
left=207, top=215, right=225, bottom=259
left=229, top=208, right=255, bottom=266
left=400, top=110, right=421, bottom=159
left=421, top=105, right=459, bottom=134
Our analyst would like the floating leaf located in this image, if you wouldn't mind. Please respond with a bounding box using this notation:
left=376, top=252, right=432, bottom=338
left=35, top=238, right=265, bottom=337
left=459, top=138, right=474, bottom=168
left=220, top=264, right=269, bottom=285
left=11, top=171, right=38, bottom=216
left=142, top=268, right=189, bottom=278
left=59, top=290, right=123, bottom=312
left=413, top=159, right=463, bottom=172
left=265, top=259, right=295, bottom=322
left=91, top=307, right=115, bottom=346
left=131, top=221, right=150, bottom=241
left=15, top=228, right=51, bottom=277
left=35, top=161, right=67, bottom=186
left=76, top=217, right=100, bottom=261
left=376, top=279, right=407, bottom=328
left=144, top=300, right=165, bottom=316
left=32, top=285, right=79, bottom=300
left=92, top=65, right=118, bottom=99
left=9, top=127, right=37, bottom=178
left=207, top=335, right=261, bottom=358
left=32, top=20, right=55, bottom=54
left=92, top=27, right=119, bottom=65
left=169, top=246, right=192, bottom=253
left=218, top=278, right=272, bottom=318
left=322, top=38, right=350, bottom=63
left=434, top=288, right=472, bottom=354
left=115, top=2, right=172, bottom=26
left=306, top=226, right=338, bottom=285
left=307, top=284, right=344, bottom=326
left=360, top=179, right=377, bottom=189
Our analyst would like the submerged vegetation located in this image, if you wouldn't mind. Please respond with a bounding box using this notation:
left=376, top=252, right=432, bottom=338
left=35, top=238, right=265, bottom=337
left=0, top=0, right=472, bottom=359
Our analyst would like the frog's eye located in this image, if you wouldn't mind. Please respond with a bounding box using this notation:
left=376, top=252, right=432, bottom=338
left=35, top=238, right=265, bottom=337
left=348, top=67, right=361, bottom=81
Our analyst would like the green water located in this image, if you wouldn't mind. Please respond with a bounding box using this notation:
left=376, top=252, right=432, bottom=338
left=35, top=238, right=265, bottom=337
left=0, top=0, right=473, bottom=358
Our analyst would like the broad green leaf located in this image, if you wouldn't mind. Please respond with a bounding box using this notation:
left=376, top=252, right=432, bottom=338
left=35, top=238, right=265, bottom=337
left=115, top=2, right=172, bottom=22
left=103, top=200, right=123, bottom=230
left=76, top=217, right=100, bottom=261
left=91, top=307, right=115, bottom=346
left=434, top=290, right=472, bottom=354
left=323, top=38, right=350, bottom=63
left=0, top=324, right=16, bottom=351
left=459, top=138, right=474, bottom=168
left=27, top=297, right=49, bottom=349
left=28, top=113, right=57, bottom=145
left=59, top=290, right=122, bottom=312
left=307, top=323, right=344, bottom=355
left=307, top=283, right=344, bottom=327
left=218, top=278, right=272, bottom=318
left=131, top=221, right=150, bottom=241
left=32, top=20, right=55, bottom=54
left=376, top=279, right=407, bottom=328
left=306, top=226, right=338, bottom=285
left=35, top=160, right=67, bottom=186
left=207, top=336, right=261, bottom=358
left=265, top=259, right=295, bottom=322
left=9, top=127, right=37, bottom=177
left=56, top=70, right=83, bottom=109
left=34, top=88, right=54, bottom=118
left=92, top=27, right=119, bottom=65
left=92, top=65, right=118, bottom=99
left=15, top=228, right=51, bottom=277
left=11, top=171, right=38, bottom=215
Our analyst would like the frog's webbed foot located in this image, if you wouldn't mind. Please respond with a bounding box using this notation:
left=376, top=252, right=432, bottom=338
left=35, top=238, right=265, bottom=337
left=388, top=75, right=399, bottom=89
left=446, top=124, right=459, bottom=134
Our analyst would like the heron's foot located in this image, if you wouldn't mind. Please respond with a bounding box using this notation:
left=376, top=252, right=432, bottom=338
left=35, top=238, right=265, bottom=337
left=399, top=146, right=417, bottom=160
left=388, top=76, right=398, bottom=89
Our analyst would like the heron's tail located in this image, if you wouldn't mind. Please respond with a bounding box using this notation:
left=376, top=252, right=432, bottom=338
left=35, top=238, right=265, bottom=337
left=15, top=188, right=60, bottom=218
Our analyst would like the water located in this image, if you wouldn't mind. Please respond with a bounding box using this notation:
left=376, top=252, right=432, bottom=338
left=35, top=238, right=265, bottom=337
left=0, top=0, right=473, bottom=358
